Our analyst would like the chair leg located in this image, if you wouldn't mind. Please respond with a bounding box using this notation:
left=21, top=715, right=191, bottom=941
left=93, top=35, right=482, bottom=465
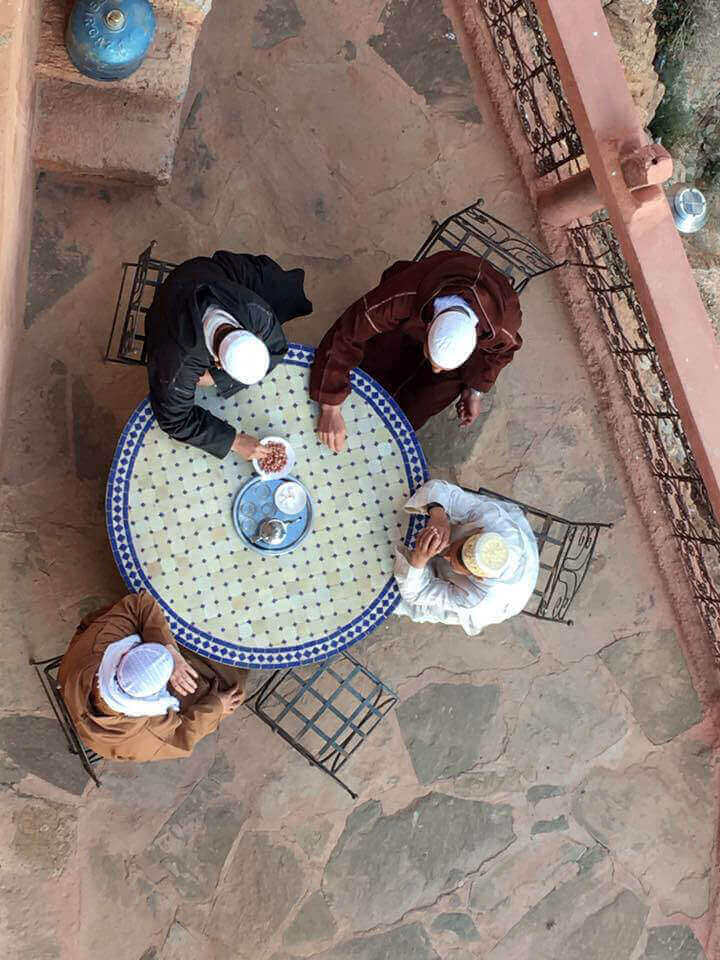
left=31, top=659, right=79, bottom=756
left=30, top=657, right=102, bottom=788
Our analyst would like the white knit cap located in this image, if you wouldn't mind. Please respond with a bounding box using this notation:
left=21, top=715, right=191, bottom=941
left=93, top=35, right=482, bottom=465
left=462, top=532, right=511, bottom=579
left=117, top=643, right=174, bottom=697
left=97, top=634, right=180, bottom=718
left=218, top=329, right=270, bottom=385
left=427, top=307, right=478, bottom=370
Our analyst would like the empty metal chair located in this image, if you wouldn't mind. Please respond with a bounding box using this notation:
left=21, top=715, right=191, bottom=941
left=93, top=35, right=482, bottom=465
left=246, top=651, right=398, bottom=799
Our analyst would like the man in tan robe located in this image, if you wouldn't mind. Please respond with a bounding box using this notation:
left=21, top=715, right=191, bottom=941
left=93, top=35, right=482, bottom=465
left=58, top=591, right=247, bottom=762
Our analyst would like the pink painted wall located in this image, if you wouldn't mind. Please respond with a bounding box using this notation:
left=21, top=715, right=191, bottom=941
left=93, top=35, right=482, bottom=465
left=0, top=0, right=38, bottom=454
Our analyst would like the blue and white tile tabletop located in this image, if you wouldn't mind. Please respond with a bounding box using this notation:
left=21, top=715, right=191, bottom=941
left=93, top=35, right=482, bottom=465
left=106, top=344, right=429, bottom=669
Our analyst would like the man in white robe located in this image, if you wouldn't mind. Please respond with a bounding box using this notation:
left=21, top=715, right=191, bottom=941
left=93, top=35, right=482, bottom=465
left=393, top=480, right=539, bottom=635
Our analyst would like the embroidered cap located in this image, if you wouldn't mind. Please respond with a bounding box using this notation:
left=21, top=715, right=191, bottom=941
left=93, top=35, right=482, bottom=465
left=461, top=531, right=511, bottom=579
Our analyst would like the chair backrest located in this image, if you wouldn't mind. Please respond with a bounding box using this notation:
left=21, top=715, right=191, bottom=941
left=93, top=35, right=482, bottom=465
left=107, top=202, right=559, bottom=366
left=31, top=656, right=102, bottom=786
left=105, top=241, right=177, bottom=366
left=414, top=198, right=562, bottom=293
left=468, top=486, right=610, bottom=626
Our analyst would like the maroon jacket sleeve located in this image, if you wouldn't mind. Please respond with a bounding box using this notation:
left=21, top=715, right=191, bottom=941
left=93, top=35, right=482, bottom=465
left=463, top=332, right=524, bottom=393
left=462, top=286, right=524, bottom=393
left=309, top=277, right=415, bottom=406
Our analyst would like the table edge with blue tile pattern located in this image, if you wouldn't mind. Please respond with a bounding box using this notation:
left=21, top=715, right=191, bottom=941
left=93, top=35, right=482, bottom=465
left=105, top=343, right=429, bottom=668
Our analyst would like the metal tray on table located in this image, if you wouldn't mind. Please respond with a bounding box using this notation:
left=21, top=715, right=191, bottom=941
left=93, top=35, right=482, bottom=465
left=231, top=475, right=314, bottom=556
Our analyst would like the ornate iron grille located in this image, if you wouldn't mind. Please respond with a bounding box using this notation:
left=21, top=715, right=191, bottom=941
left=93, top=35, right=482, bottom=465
left=568, top=216, right=720, bottom=653
left=477, top=0, right=583, bottom=177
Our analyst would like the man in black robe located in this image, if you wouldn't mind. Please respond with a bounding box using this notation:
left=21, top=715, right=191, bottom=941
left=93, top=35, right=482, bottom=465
left=146, top=251, right=312, bottom=459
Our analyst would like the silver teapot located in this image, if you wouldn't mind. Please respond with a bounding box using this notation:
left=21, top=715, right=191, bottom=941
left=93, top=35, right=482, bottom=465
left=252, top=517, right=299, bottom=546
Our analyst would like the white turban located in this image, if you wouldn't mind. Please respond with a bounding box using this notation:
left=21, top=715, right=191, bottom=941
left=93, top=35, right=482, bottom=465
left=218, top=330, right=270, bottom=385
left=97, top=634, right=180, bottom=718
left=427, top=306, right=477, bottom=370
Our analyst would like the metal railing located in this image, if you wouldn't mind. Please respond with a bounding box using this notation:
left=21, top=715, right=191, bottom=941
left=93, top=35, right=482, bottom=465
left=477, top=0, right=583, bottom=177
left=568, top=216, right=720, bottom=654
left=472, top=0, right=720, bottom=656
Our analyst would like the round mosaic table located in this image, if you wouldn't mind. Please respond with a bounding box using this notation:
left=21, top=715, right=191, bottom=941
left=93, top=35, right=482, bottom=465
left=106, top=343, right=428, bottom=668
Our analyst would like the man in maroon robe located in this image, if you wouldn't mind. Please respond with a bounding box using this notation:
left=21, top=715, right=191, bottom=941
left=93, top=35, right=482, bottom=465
left=309, top=251, right=523, bottom=450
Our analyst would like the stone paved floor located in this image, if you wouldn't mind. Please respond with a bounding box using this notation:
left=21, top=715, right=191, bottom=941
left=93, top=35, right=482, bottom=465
left=1, top=1, right=718, bottom=959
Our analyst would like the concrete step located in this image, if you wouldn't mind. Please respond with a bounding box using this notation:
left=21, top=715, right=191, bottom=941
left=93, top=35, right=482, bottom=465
left=33, top=0, right=210, bottom=184
left=34, top=77, right=181, bottom=184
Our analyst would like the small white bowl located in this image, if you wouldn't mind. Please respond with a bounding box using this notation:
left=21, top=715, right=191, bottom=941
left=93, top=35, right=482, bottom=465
left=252, top=436, right=296, bottom=480
left=274, top=481, right=307, bottom=514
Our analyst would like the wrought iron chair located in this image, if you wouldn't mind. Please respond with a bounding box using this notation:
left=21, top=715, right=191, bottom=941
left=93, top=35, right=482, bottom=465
left=30, top=655, right=102, bottom=787
left=414, top=197, right=565, bottom=292
left=465, top=485, right=611, bottom=626
left=106, top=198, right=560, bottom=365
left=105, top=241, right=177, bottom=365
left=245, top=651, right=398, bottom=799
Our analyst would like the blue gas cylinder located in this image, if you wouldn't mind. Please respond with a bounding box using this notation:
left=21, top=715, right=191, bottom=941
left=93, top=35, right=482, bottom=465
left=66, top=0, right=156, bottom=81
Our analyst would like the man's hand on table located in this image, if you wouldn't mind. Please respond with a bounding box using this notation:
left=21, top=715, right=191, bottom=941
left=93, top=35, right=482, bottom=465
left=456, top=388, right=484, bottom=427
left=232, top=432, right=264, bottom=461
left=212, top=680, right=245, bottom=715
left=316, top=404, right=347, bottom=453
left=169, top=648, right=199, bottom=696
left=410, top=526, right=445, bottom=569
left=426, top=505, right=451, bottom=552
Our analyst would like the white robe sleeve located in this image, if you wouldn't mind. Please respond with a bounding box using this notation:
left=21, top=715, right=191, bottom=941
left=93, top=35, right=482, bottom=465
left=405, top=480, right=488, bottom=527
left=394, top=548, right=488, bottom=611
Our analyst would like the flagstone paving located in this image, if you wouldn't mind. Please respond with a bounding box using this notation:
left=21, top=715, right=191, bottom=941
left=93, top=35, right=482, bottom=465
left=0, top=0, right=718, bottom=958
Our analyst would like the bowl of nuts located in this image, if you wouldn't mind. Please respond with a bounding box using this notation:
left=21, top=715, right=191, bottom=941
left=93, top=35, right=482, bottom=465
left=252, top=436, right=296, bottom=480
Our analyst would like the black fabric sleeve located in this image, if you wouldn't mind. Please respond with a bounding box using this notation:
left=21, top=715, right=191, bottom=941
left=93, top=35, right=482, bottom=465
left=210, top=251, right=269, bottom=289
left=210, top=366, right=246, bottom=399
left=148, top=352, right=236, bottom=459
left=242, top=299, right=289, bottom=377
